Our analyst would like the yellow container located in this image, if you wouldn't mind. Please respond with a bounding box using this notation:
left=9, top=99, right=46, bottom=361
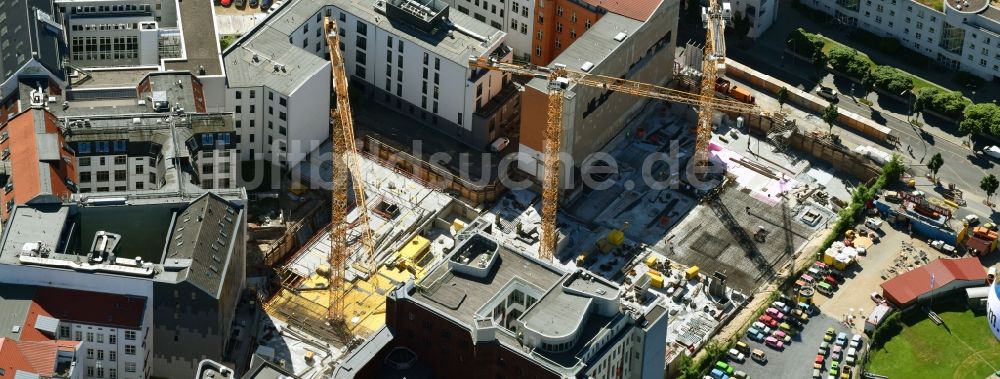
left=648, top=272, right=664, bottom=288
left=644, top=255, right=657, bottom=267
left=685, top=266, right=700, bottom=280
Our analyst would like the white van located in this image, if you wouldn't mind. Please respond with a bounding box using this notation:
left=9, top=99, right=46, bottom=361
left=865, top=217, right=883, bottom=230
left=490, top=137, right=510, bottom=152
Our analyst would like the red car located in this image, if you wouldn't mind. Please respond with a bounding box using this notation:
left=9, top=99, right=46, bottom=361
left=220, top=0, right=232, bottom=5
left=758, top=314, right=778, bottom=328
left=823, top=275, right=838, bottom=286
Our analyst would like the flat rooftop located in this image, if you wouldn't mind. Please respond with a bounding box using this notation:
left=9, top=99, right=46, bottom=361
left=0, top=193, right=245, bottom=296
left=415, top=246, right=563, bottom=322
left=528, top=13, right=643, bottom=92
left=164, top=0, right=224, bottom=75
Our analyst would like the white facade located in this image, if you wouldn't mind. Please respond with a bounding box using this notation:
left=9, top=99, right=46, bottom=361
left=193, top=150, right=237, bottom=189
left=730, top=0, right=779, bottom=39
left=802, top=0, right=1000, bottom=80
left=65, top=318, right=151, bottom=379
left=77, top=154, right=157, bottom=193
left=226, top=65, right=329, bottom=166
left=56, top=0, right=182, bottom=67
left=444, top=0, right=534, bottom=60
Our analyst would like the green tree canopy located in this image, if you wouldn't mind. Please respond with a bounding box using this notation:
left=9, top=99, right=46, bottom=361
left=827, top=46, right=872, bottom=80
left=960, top=103, right=1000, bottom=136
left=822, top=103, right=839, bottom=132
left=916, top=88, right=970, bottom=119
left=867, top=65, right=914, bottom=94
left=927, top=153, right=943, bottom=179
left=982, top=174, right=999, bottom=203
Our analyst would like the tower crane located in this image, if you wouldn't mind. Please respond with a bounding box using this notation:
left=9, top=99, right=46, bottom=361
left=469, top=4, right=779, bottom=260
left=323, top=17, right=377, bottom=325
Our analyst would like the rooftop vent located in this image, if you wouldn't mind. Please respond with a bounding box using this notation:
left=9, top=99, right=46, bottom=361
left=385, top=0, right=450, bottom=33
left=613, top=32, right=627, bottom=42
left=581, top=61, right=594, bottom=72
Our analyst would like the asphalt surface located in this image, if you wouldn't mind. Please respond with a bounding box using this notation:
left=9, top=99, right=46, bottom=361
left=728, top=313, right=860, bottom=379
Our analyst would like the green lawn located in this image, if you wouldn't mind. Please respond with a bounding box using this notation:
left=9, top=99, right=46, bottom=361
left=815, top=34, right=945, bottom=95
left=915, top=0, right=944, bottom=11
left=867, top=303, right=1000, bottom=379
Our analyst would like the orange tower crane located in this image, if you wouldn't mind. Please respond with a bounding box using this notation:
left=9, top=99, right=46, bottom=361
left=324, top=17, right=377, bottom=325
left=469, top=9, right=778, bottom=260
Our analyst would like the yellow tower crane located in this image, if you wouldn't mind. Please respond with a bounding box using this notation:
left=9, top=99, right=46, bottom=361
left=323, top=18, right=377, bottom=326
left=469, top=5, right=778, bottom=260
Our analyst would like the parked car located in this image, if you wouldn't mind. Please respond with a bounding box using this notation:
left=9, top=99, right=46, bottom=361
left=490, top=137, right=511, bottom=152
left=822, top=275, right=839, bottom=286
left=846, top=347, right=857, bottom=365
left=983, top=145, right=1000, bottom=160
left=814, top=354, right=825, bottom=367
left=765, top=307, right=785, bottom=321
left=735, top=340, right=750, bottom=354
left=261, top=0, right=272, bottom=11
left=715, top=361, right=735, bottom=376
left=733, top=370, right=748, bottom=379
left=835, top=332, right=848, bottom=347
left=817, top=86, right=839, bottom=101
left=812, top=368, right=822, bottom=379
left=710, top=368, right=727, bottom=379
left=234, top=0, right=246, bottom=7
left=818, top=341, right=829, bottom=356
left=751, top=321, right=772, bottom=335
left=840, top=365, right=854, bottom=379
left=764, top=336, right=784, bottom=350
left=966, top=214, right=981, bottom=226
left=248, top=0, right=259, bottom=7
left=758, top=314, right=778, bottom=328
left=773, top=330, right=790, bottom=343
left=728, top=348, right=746, bottom=363
left=829, top=361, right=840, bottom=377
left=823, top=328, right=835, bottom=342
left=220, top=0, right=233, bottom=6
left=864, top=217, right=883, bottom=230
left=772, top=301, right=791, bottom=313
left=832, top=345, right=842, bottom=361
left=850, top=334, right=863, bottom=349
left=871, top=292, right=886, bottom=304
left=747, top=327, right=765, bottom=342
left=268, top=0, right=284, bottom=13
left=750, top=349, right=767, bottom=363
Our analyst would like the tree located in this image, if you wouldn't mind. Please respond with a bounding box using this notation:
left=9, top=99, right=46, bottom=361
left=982, top=174, right=999, bottom=206
left=960, top=103, right=1000, bottom=136
left=867, top=65, right=914, bottom=94
left=827, top=46, right=872, bottom=80
left=786, top=28, right=826, bottom=60
left=822, top=103, right=839, bottom=132
left=916, top=88, right=969, bottom=119
left=677, top=353, right=699, bottom=379
left=777, top=87, right=789, bottom=110
left=927, top=153, right=943, bottom=181
left=732, top=11, right=752, bottom=43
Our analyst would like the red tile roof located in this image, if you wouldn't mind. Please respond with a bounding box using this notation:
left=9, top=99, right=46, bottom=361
left=0, top=109, right=77, bottom=220
left=881, top=257, right=987, bottom=306
left=0, top=338, right=75, bottom=378
left=31, top=287, right=146, bottom=330
left=583, top=0, right=662, bottom=21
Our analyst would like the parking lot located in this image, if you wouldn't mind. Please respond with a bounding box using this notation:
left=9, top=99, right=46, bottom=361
left=728, top=314, right=861, bottom=379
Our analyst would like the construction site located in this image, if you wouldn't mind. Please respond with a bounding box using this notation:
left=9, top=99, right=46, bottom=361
left=245, top=3, right=866, bottom=376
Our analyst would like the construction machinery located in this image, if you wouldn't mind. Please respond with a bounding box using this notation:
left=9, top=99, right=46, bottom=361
left=324, top=17, right=377, bottom=325
left=469, top=0, right=777, bottom=260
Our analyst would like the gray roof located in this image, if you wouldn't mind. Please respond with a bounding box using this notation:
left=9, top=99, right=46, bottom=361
left=242, top=354, right=299, bottom=379
left=0, top=193, right=245, bottom=297
left=162, top=0, right=223, bottom=75
left=164, top=192, right=242, bottom=298
left=33, top=315, right=59, bottom=336
left=223, top=0, right=505, bottom=94
left=0, top=284, right=35, bottom=340
left=222, top=3, right=330, bottom=94
left=333, top=326, right=394, bottom=378
left=527, top=13, right=643, bottom=92
left=414, top=246, right=563, bottom=322
left=0, top=0, right=64, bottom=85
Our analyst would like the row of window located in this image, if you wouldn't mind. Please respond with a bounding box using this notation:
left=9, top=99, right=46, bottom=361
left=234, top=89, right=288, bottom=106
left=79, top=156, right=154, bottom=167
left=70, top=36, right=139, bottom=62
left=70, top=23, right=140, bottom=32
left=85, top=348, right=117, bottom=362
left=234, top=105, right=287, bottom=121
left=76, top=140, right=127, bottom=154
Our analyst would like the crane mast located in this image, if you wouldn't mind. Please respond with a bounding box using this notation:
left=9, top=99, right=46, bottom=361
left=324, top=17, right=377, bottom=325
left=470, top=22, right=773, bottom=262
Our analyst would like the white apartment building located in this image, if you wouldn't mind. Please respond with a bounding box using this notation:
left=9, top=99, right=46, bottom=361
left=67, top=114, right=238, bottom=193
left=224, top=0, right=519, bottom=160
left=444, top=0, right=535, bottom=60
left=730, top=0, right=779, bottom=39
left=802, top=0, right=1000, bottom=80
left=56, top=0, right=180, bottom=68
